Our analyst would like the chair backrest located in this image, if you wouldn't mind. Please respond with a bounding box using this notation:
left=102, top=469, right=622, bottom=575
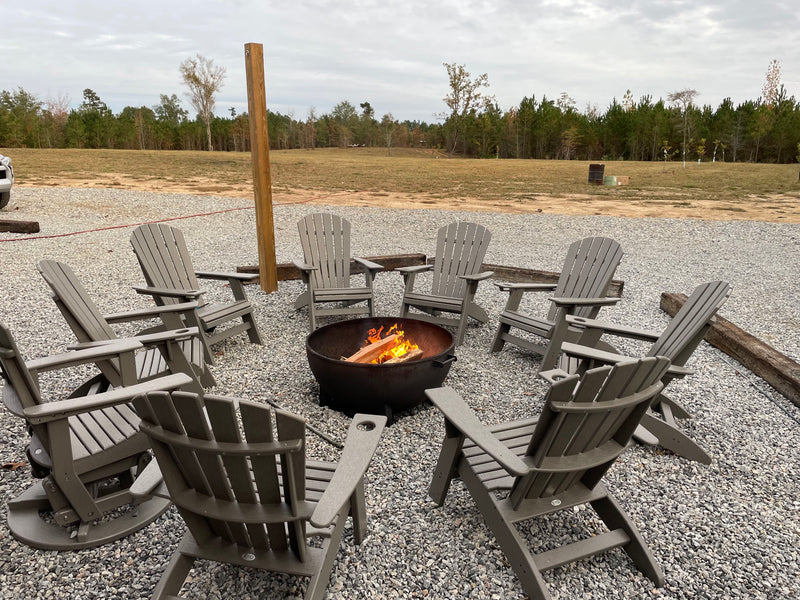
left=547, top=237, right=623, bottom=321
left=298, top=213, right=352, bottom=290
left=130, top=223, right=201, bottom=306
left=0, top=323, right=43, bottom=416
left=133, top=391, right=311, bottom=558
left=37, top=260, right=118, bottom=343
left=431, top=222, right=491, bottom=299
left=510, top=356, right=670, bottom=508
left=647, top=281, right=731, bottom=366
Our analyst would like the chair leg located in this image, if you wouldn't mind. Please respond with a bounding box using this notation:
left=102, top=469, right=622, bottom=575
left=653, top=393, right=692, bottom=420
left=151, top=544, right=197, bottom=600
left=198, top=366, right=216, bottom=388
left=308, top=300, right=318, bottom=331
left=540, top=307, right=569, bottom=371
left=428, top=429, right=465, bottom=506
left=196, top=328, right=216, bottom=366
left=294, top=289, right=310, bottom=310
left=244, top=312, right=263, bottom=344
left=454, top=315, right=469, bottom=346
left=350, top=478, right=368, bottom=544
left=305, top=511, right=348, bottom=600
left=638, top=412, right=712, bottom=464
left=490, top=320, right=509, bottom=353
left=460, top=465, right=552, bottom=600
left=399, top=300, right=410, bottom=319
left=590, top=493, right=665, bottom=587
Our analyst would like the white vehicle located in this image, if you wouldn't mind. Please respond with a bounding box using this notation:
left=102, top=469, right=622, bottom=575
left=0, top=154, right=13, bottom=209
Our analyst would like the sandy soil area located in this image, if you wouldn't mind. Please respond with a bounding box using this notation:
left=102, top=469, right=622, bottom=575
left=20, top=173, right=800, bottom=222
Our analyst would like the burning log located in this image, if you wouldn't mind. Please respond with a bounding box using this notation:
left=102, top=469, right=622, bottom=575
left=385, top=348, right=424, bottom=364
left=344, top=334, right=399, bottom=363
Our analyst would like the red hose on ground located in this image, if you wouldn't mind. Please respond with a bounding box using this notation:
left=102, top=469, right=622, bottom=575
left=0, top=190, right=350, bottom=243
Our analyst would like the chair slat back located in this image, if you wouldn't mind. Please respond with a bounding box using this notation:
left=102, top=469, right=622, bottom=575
left=134, top=391, right=308, bottom=556
left=131, top=224, right=201, bottom=306
left=547, top=237, right=623, bottom=321
left=431, top=222, right=491, bottom=298
left=0, top=323, right=43, bottom=415
left=37, top=260, right=117, bottom=343
left=511, top=356, right=670, bottom=508
left=298, top=213, right=352, bottom=289
left=647, top=281, right=731, bottom=366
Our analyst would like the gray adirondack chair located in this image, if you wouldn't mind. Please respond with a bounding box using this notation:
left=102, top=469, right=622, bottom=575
left=427, top=356, right=671, bottom=600
left=0, top=321, right=193, bottom=550
left=542, top=280, right=732, bottom=464
left=130, top=223, right=263, bottom=363
left=399, top=221, right=493, bottom=345
left=37, top=260, right=213, bottom=395
left=130, top=390, right=386, bottom=600
left=294, top=213, right=383, bottom=330
left=490, top=237, right=623, bottom=370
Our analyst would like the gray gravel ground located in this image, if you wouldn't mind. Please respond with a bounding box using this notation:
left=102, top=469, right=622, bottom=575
left=1, top=187, right=798, bottom=599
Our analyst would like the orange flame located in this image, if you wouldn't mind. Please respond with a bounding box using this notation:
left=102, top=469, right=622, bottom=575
left=363, top=323, right=419, bottom=364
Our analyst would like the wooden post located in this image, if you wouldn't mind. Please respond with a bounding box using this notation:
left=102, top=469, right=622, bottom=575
left=244, top=42, right=278, bottom=292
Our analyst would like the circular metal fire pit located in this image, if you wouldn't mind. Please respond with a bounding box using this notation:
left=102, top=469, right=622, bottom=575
left=306, top=317, right=456, bottom=422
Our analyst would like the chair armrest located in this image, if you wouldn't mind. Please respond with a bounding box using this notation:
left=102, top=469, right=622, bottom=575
left=195, top=270, right=259, bottom=283
left=353, top=257, right=384, bottom=273
left=133, top=327, right=200, bottom=345
left=493, top=281, right=557, bottom=293
left=129, top=459, right=170, bottom=500
left=426, top=387, right=529, bottom=477
left=538, top=368, right=574, bottom=385
left=66, top=340, right=119, bottom=350
left=558, top=341, right=626, bottom=365
left=133, top=285, right=205, bottom=301
left=310, top=413, right=387, bottom=528
left=565, top=315, right=661, bottom=341
left=292, top=260, right=317, bottom=273
left=104, top=301, right=200, bottom=324
left=23, top=373, right=194, bottom=425
left=459, top=271, right=494, bottom=282
left=548, top=343, right=685, bottom=378
left=397, top=264, right=433, bottom=274
left=25, top=339, right=143, bottom=374
left=667, top=364, right=694, bottom=378
left=550, top=296, right=620, bottom=308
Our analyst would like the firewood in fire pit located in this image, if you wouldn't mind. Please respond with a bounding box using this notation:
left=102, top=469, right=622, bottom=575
left=385, top=348, right=424, bottom=364
left=343, top=334, right=398, bottom=363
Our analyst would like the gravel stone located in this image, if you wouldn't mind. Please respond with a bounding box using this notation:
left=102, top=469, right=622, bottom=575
left=0, top=187, right=798, bottom=599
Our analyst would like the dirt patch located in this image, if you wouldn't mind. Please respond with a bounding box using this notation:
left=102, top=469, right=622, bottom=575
left=19, top=173, right=800, bottom=222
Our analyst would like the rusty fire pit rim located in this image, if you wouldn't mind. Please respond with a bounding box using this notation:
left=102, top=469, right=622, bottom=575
left=305, top=316, right=455, bottom=367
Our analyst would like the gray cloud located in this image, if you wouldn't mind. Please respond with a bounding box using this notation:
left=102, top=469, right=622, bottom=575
left=6, top=0, right=798, bottom=121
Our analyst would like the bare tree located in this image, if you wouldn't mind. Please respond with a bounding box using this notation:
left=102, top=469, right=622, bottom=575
left=304, top=107, right=317, bottom=149
left=667, top=88, right=698, bottom=168
left=44, top=93, right=70, bottom=148
left=762, top=59, right=781, bottom=108
left=442, top=62, right=492, bottom=155
left=179, top=54, right=226, bottom=151
left=380, top=113, right=398, bottom=155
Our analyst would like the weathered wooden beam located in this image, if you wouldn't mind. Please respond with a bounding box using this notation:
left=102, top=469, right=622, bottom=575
left=661, top=292, right=800, bottom=408
left=237, top=254, right=627, bottom=299
left=482, top=263, right=624, bottom=297
left=237, top=253, right=428, bottom=282
left=0, top=219, right=40, bottom=233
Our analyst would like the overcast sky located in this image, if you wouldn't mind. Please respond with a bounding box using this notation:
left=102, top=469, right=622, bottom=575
left=6, top=1, right=799, bottom=123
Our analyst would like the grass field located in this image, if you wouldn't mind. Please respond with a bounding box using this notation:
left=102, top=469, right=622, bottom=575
left=4, top=147, right=800, bottom=221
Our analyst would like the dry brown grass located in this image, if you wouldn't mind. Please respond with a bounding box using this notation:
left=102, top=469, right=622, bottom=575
left=5, top=147, right=800, bottom=221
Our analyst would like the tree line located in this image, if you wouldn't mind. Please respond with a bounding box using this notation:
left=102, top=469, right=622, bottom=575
left=2, top=64, right=799, bottom=163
